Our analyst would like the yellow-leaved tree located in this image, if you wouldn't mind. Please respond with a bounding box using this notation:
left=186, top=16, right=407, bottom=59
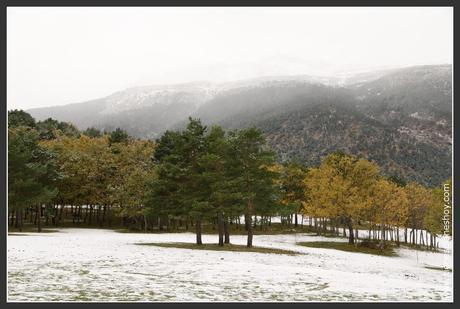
left=303, top=153, right=379, bottom=244
left=371, top=179, right=409, bottom=248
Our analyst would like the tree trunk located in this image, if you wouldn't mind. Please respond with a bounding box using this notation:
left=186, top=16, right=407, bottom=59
left=294, top=212, right=298, bottom=227
left=77, top=206, right=82, bottom=224
left=36, top=205, right=42, bottom=232
left=246, top=214, right=253, bottom=247
left=347, top=219, right=354, bottom=244
left=195, top=218, right=202, bottom=245
left=224, top=217, right=230, bottom=244
left=88, top=205, right=93, bottom=224
left=96, top=205, right=100, bottom=225
left=379, top=223, right=385, bottom=250
left=19, top=210, right=23, bottom=232
left=83, top=205, right=89, bottom=223
left=58, top=204, right=64, bottom=225
left=14, top=210, right=19, bottom=229
left=246, top=197, right=254, bottom=248
left=107, top=205, right=112, bottom=228
left=101, top=205, right=106, bottom=227
left=218, top=212, right=224, bottom=246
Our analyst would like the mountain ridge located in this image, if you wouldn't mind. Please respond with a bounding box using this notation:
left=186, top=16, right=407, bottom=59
left=25, top=64, right=452, bottom=186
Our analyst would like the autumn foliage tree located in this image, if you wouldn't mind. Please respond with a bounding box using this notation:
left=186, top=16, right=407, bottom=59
left=304, top=153, right=380, bottom=244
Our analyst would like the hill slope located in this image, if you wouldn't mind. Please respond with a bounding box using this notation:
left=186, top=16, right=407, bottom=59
left=26, top=64, right=452, bottom=186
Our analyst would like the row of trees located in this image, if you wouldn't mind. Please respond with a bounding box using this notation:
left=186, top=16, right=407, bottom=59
left=8, top=110, right=155, bottom=232
left=302, top=153, right=449, bottom=248
left=8, top=110, right=451, bottom=249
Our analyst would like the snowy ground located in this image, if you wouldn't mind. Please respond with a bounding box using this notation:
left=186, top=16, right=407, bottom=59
left=7, top=228, right=453, bottom=302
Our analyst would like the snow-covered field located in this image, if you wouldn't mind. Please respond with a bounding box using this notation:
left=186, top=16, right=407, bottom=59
left=7, top=228, right=453, bottom=302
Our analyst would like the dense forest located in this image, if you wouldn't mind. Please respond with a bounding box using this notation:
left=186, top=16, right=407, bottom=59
left=8, top=109, right=451, bottom=250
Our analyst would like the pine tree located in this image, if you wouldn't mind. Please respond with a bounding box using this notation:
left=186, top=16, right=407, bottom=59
left=8, top=127, right=59, bottom=231
left=229, top=127, right=278, bottom=247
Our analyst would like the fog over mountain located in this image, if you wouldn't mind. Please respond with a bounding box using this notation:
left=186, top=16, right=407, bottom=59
left=27, top=64, right=452, bottom=186
left=8, top=7, right=452, bottom=110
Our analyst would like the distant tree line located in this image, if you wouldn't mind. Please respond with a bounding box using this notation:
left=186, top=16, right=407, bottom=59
left=8, top=110, right=451, bottom=249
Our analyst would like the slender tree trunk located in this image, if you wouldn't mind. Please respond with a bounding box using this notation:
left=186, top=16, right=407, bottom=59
left=379, top=223, right=385, bottom=250
left=36, top=205, right=42, bottom=232
left=195, top=218, right=202, bottom=245
left=58, top=204, right=64, bottom=225
left=347, top=219, right=354, bottom=244
left=84, top=205, right=89, bottom=223
left=224, top=217, right=230, bottom=244
left=14, top=210, right=19, bottom=229
left=96, top=205, right=100, bottom=225
left=77, top=206, right=82, bottom=224
left=19, top=210, right=23, bottom=232
left=218, top=212, right=224, bottom=246
left=246, top=197, right=254, bottom=247
left=88, top=205, right=93, bottom=224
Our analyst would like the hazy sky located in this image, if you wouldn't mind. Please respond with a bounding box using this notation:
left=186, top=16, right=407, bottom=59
left=7, top=7, right=453, bottom=110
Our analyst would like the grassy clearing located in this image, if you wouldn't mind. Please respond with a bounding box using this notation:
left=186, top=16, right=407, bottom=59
left=8, top=226, right=60, bottom=234
left=117, top=223, right=317, bottom=235
left=136, top=242, right=301, bottom=255
left=424, top=265, right=452, bottom=272
left=297, top=241, right=397, bottom=257
left=10, top=220, right=319, bottom=236
left=399, top=243, right=442, bottom=253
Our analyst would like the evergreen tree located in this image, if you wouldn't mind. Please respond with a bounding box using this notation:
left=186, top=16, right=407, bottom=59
left=8, top=127, right=59, bottom=231
left=83, top=127, right=102, bottom=138
left=8, top=109, right=36, bottom=128
left=229, top=127, right=278, bottom=247
left=109, top=128, right=129, bottom=145
left=279, top=161, right=308, bottom=227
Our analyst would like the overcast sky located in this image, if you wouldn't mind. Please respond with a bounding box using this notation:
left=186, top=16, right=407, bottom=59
left=7, top=7, right=453, bottom=110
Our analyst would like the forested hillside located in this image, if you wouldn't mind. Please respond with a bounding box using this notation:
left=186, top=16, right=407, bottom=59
left=27, top=64, right=452, bottom=186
